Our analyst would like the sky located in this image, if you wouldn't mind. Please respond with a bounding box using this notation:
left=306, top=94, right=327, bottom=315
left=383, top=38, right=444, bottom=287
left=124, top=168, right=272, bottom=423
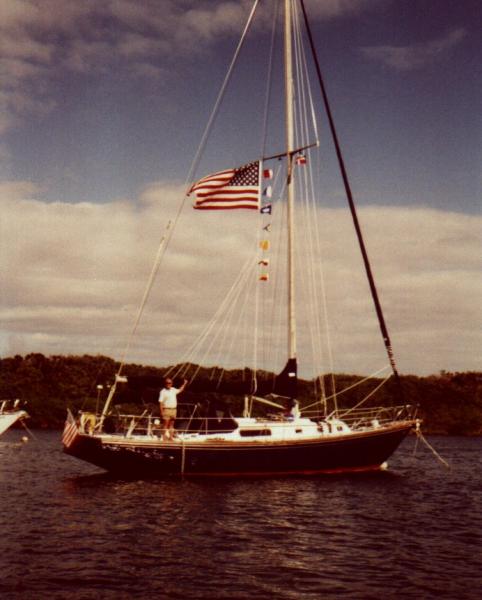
left=1, top=0, right=481, bottom=377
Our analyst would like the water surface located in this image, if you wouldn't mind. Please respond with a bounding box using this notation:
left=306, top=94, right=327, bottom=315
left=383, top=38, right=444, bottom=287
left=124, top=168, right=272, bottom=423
left=1, top=431, right=480, bottom=599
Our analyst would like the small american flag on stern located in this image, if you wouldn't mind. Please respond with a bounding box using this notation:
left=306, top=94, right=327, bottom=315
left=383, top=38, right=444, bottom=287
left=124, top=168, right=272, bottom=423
left=190, top=161, right=261, bottom=210
left=62, top=410, right=78, bottom=448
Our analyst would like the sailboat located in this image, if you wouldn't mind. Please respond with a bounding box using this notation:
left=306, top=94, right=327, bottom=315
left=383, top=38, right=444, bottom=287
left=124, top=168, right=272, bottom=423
left=0, top=400, right=28, bottom=437
left=63, top=0, right=417, bottom=477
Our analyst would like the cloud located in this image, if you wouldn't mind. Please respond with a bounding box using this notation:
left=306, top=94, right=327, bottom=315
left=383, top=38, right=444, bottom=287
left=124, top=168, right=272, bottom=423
left=0, top=0, right=389, bottom=134
left=360, top=28, right=467, bottom=71
left=0, top=1, right=252, bottom=133
left=305, top=0, right=383, bottom=19
left=1, top=182, right=480, bottom=376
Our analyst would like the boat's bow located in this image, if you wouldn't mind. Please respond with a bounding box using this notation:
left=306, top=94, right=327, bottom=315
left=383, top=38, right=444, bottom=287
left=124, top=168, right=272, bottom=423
left=0, top=406, right=28, bottom=436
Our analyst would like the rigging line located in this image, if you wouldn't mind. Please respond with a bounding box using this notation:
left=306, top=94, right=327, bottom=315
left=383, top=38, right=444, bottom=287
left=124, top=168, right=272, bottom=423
left=171, top=254, right=255, bottom=379
left=299, top=166, right=326, bottom=397
left=257, top=172, right=279, bottom=372
left=261, top=0, right=280, bottom=159
left=295, top=0, right=320, bottom=145
left=293, top=13, right=329, bottom=406
left=257, top=214, right=273, bottom=372
left=302, top=189, right=325, bottom=377
left=299, top=0, right=402, bottom=391
left=297, top=193, right=323, bottom=378
left=185, top=0, right=260, bottom=188
left=304, top=158, right=336, bottom=407
left=314, top=221, right=338, bottom=410
left=206, top=261, right=254, bottom=369
left=293, top=15, right=327, bottom=396
left=271, top=161, right=284, bottom=193
left=275, top=192, right=289, bottom=368
left=212, top=259, right=257, bottom=375
left=412, top=430, right=420, bottom=456
left=339, top=372, right=391, bottom=417
left=292, top=2, right=319, bottom=156
left=115, top=2, right=261, bottom=376
left=20, top=419, right=38, bottom=441
left=219, top=253, right=258, bottom=363
left=215, top=294, right=255, bottom=390
left=193, top=273, right=254, bottom=387
left=267, top=186, right=288, bottom=375
left=175, top=250, right=257, bottom=374
left=215, top=260, right=252, bottom=367
left=154, top=2, right=262, bottom=381
left=309, top=200, right=331, bottom=406
left=296, top=24, right=326, bottom=385
left=308, top=198, right=337, bottom=411
left=184, top=255, right=257, bottom=382
left=291, top=91, right=317, bottom=375
left=306, top=160, right=338, bottom=410
left=254, top=0, right=280, bottom=389
left=235, top=260, right=260, bottom=370
left=252, top=201, right=265, bottom=389
left=292, top=0, right=309, bottom=150
left=293, top=10, right=324, bottom=383
left=303, top=364, right=390, bottom=410
left=292, top=4, right=331, bottom=410
left=117, top=221, right=172, bottom=375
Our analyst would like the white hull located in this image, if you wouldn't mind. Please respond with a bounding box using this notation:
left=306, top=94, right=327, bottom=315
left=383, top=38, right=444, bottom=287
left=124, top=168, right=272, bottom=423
left=0, top=411, right=27, bottom=436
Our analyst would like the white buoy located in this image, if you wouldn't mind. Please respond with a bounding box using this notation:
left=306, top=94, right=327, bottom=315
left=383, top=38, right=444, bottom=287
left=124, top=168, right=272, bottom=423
left=380, top=461, right=388, bottom=470
left=21, top=436, right=29, bottom=443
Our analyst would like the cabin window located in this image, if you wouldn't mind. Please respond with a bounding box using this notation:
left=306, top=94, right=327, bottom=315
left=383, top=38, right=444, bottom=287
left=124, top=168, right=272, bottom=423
left=239, top=429, right=271, bottom=437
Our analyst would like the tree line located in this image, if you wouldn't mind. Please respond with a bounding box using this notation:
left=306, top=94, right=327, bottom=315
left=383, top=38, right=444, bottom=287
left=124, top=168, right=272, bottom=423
left=1, top=353, right=480, bottom=435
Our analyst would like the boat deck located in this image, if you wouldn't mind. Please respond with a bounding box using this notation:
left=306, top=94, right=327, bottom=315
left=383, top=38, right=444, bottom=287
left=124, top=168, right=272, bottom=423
left=93, top=416, right=415, bottom=447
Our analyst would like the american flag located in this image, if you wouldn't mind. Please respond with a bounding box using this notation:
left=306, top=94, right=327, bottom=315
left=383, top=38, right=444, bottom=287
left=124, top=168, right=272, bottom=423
left=62, top=410, right=78, bottom=448
left=190, top=161, right=261, bottom=210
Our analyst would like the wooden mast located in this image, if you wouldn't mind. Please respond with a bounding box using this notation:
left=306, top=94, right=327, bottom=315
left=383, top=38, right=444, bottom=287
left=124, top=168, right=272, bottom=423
left=284, top=0, right=296, bottom=361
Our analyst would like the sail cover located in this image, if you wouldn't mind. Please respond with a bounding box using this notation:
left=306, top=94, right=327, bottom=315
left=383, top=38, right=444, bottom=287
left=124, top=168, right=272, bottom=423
left=272, top=358, right=298, bottom=399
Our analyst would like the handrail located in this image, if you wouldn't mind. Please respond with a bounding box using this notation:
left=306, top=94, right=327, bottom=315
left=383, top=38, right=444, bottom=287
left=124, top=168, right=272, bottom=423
left=77, top=404, right=415, bottom=437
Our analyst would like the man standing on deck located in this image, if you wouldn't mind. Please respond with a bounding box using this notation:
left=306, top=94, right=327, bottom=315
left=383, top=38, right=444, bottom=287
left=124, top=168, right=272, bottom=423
left=159, top=377, right=188, bottom=440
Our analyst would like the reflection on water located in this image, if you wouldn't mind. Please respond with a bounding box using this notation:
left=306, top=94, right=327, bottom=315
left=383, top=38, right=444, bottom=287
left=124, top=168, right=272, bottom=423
left=0, top=431, right=480, bottom=599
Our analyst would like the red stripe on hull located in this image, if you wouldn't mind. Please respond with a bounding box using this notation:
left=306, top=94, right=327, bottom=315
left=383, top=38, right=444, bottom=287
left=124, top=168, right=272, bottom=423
left=175, top=463, right=384, bottom=478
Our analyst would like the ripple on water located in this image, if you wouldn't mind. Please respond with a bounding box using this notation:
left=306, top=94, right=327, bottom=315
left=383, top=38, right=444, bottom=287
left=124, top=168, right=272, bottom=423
left=0, top=432, right=481, bottom=599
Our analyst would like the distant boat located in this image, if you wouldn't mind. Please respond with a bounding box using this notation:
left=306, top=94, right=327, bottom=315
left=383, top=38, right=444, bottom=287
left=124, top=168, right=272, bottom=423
left=63, top=0, right=417, bottom=477
left=0, top=400, right=28, bottom=436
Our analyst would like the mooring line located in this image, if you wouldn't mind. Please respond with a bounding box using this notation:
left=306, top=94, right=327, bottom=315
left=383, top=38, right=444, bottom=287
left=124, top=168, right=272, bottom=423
left=21, top=419, right=38, bottom=441
left=415, top=421, right=450, bottom=468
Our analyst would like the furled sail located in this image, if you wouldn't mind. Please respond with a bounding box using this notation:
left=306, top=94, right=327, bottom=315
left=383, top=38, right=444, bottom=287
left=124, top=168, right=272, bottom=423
left=272, top=358, right=298, bottom=399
